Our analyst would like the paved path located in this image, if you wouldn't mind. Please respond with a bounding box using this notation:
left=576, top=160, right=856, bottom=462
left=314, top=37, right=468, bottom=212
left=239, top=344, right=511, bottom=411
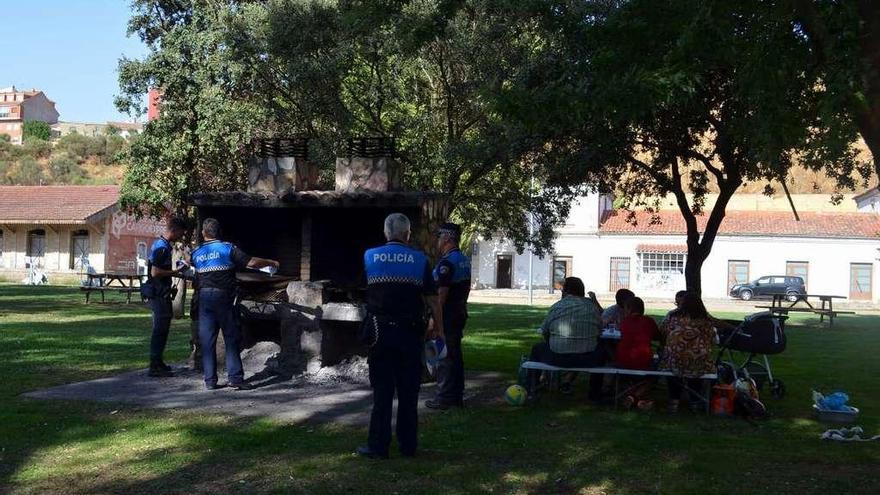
left=23, top=367, right=508, bottom=426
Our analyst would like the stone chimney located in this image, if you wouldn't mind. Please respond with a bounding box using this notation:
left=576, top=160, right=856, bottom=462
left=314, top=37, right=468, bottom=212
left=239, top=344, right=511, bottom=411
left=247, top=138, right=319, bottom=193
left=335, top=137, right=401, bottom=192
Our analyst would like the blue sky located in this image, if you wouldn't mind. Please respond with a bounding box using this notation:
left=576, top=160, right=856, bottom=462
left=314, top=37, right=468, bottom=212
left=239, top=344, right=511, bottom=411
left=0, top=1, right=147, bottom=123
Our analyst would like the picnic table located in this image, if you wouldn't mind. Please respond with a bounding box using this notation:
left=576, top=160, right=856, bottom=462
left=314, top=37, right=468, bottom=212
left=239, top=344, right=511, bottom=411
left=81, top=272, right=145, bottom=304
left=755, top=294, right=853, bottom=326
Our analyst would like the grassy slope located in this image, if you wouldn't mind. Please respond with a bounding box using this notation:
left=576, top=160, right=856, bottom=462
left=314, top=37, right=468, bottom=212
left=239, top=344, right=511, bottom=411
left=1, top=285, right=878, bottom=494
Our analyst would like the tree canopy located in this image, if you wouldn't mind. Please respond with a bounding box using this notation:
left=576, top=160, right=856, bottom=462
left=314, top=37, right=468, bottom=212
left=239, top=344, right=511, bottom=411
left=118, top=0, right=873, bottom=293
left=498, top=0, right=870, bottom=292
left=791, top=0, right=880, bottom=178
left=117, top=0, right=581, bottom=253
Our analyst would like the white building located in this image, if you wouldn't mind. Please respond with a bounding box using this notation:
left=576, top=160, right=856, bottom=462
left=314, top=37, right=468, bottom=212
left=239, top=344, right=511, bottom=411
left=473, top=193, right=880, bottom=302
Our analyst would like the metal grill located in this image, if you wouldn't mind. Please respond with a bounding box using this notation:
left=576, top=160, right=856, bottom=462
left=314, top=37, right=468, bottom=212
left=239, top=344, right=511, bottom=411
left=346, top=137, right=395, bottom=158
left=254, top=137, right=309, bottom=158
left=244, top=288, right=289, bottom=303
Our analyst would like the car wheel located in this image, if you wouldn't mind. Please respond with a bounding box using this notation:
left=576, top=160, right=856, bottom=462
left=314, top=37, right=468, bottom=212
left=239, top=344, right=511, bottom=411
left=740, top=289, right=753, bottom=301
left=786, top=291, right=798, bottom=302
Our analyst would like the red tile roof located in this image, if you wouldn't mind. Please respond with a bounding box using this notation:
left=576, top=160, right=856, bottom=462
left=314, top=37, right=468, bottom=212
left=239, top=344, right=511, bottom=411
left=0, top=185, right=120, bottom=224
left=636, top=243, right=688, bottom=253
left=600, top=209, right=880, bottom=239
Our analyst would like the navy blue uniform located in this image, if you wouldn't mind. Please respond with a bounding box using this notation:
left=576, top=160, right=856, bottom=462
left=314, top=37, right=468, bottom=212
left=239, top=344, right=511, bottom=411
left=432, top=248, right=471, bottom=404
left=148, top=237, right=174, bottom=363
left=364, top=241, right=437, bottom=457
left=191, top=240, right=252, bottom=388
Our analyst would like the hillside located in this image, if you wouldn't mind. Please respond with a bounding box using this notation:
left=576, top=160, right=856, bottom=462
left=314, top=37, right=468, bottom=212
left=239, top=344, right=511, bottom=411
left=0, top=133, right=128, bottom=186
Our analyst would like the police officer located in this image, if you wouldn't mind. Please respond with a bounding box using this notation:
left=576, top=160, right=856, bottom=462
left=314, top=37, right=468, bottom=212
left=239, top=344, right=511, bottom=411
left=357, top=213, right=444, bottom=459
left=191, top=218, right=279, bottom=390
left=425, top=222, right=471, bottom=409
left=147, top=216, right=187, bottom=378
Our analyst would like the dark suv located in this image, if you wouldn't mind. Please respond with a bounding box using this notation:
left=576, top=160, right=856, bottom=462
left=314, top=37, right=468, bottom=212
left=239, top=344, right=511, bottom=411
left=729, top=276, right=806, bottom=301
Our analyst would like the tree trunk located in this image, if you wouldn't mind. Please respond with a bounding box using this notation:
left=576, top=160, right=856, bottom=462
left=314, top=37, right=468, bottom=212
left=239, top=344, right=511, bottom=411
left=684, top=248, right=706, bottom=296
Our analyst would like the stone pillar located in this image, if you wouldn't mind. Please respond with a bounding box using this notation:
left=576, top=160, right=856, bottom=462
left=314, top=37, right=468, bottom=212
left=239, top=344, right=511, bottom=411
left=247, top=138, right=318, bottom=193
left=335, top=137, right=400, bottom=192
left=335, top=156, right=401, bottom=192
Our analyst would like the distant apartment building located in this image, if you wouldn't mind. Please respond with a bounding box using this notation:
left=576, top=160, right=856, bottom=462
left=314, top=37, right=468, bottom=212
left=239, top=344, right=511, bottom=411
left=0, top=86, right=60, bottom=145
left=52, top=121, right=144, bottom=139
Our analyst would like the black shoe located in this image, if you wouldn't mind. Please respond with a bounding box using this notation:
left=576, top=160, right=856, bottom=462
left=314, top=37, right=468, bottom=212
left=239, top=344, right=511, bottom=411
left=148, top=366, right=173, bottom=378
left=229, top=381, right=254, bottom=391
left=356, top=446, right=389, bottom=459
left=206, top=383, right=223, bottom=390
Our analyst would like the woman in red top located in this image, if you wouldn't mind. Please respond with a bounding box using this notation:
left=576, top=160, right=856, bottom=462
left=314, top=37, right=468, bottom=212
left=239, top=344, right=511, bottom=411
left=615, top=297, right=661, bottom=409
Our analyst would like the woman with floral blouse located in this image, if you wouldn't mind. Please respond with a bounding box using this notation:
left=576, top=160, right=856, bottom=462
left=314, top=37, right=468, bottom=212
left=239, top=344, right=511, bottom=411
left=659, top=293, right=716, bottom=413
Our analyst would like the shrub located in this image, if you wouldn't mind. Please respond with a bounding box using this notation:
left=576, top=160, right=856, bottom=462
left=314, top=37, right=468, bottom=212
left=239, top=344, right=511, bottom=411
left=18, top=138, right=52, bottom=159
left=49, top=152, right=86, bottom=184
left=22, top=121, right=52, bottom=142
left=9, top=157, right=44, bottom=185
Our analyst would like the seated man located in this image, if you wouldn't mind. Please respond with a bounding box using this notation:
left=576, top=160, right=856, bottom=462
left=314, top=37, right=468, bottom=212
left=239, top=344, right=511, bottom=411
left=602, top=288, right=635, bottom=328
left=527, top=277, right=606, bottom=401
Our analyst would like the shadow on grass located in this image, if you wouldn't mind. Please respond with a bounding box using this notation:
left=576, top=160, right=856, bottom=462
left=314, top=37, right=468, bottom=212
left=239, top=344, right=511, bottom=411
left=7, top=399, right=880, bottom=495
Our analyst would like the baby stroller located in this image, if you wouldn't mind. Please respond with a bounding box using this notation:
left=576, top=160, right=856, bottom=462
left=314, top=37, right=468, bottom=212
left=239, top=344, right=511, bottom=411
left=716, top=312, right=788, bottom=398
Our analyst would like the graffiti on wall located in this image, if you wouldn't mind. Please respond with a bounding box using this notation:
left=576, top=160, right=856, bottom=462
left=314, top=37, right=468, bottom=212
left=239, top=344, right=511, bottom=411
left=108, top=213, right=165, bottom=273
left=111, top=212, right=164, bottom=240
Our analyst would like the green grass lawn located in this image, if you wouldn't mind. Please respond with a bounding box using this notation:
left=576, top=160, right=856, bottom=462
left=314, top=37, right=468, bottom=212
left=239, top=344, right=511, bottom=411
left=1, top=284, right=878, bottom=494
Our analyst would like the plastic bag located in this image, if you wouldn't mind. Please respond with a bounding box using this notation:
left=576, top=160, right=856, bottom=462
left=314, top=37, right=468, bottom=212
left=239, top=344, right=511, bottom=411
left=813, top=390, right=850, bottom=411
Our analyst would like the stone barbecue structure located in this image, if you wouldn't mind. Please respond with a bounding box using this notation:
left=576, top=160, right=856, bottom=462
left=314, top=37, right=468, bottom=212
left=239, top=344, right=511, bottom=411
left=191, top=138, right=447, bottom=376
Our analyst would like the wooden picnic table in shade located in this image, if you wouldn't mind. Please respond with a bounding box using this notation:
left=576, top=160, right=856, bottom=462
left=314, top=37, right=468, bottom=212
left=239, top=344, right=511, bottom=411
left=755, top=293, right=853, bottom=326
left=81, top=272, right=145, bottom=304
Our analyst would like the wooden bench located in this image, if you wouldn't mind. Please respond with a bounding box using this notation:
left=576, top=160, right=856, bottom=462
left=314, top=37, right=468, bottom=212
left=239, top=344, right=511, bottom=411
left=754, top=305, right=855, bottom=326
left=519, top=361, right=717, bottom=412
left=81, top=286, right=140, bottom=304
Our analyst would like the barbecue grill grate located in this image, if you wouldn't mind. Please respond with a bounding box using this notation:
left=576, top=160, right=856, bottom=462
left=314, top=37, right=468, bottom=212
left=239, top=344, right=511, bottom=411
left=254, top=138, right=309, bottom=158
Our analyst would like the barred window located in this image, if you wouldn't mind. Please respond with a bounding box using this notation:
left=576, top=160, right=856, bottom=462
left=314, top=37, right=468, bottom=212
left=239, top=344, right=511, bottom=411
left=637, top=252, right=685, bottom=274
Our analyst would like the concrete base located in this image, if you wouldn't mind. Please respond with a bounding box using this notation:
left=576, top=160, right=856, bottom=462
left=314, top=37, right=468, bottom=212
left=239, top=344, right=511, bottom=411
left=23, top=367, right=507, bottom=426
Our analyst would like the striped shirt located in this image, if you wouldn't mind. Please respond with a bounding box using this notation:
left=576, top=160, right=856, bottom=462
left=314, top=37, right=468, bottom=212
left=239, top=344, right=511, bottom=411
left=540, top=295, right=601, bottom=354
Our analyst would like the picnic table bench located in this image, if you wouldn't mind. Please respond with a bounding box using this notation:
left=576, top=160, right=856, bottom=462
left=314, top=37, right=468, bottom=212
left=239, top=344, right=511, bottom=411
left=519, top=360, right=717, bottom=413
left=81, top=273, right=144, bottom=304
left=755, top=293, right=853, bottom=326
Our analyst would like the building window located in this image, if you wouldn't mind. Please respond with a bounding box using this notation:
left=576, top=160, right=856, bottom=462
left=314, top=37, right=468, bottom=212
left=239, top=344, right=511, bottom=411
left=609, top=257, right=630, bottom=292
left=728, top=260, right=750, bottom=290
left=786, top=261, right=809, bottom=290
left=552, top=256, right=572, bottom=290
left=0, top=106, right=9, bottom=118
left=70, top=230, right=89, bottom=270
left=637, top=252, right=685, bottom=274
left=850, top=263, right=873, bottom=300
left=27, top=229, right=46, bottom=259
